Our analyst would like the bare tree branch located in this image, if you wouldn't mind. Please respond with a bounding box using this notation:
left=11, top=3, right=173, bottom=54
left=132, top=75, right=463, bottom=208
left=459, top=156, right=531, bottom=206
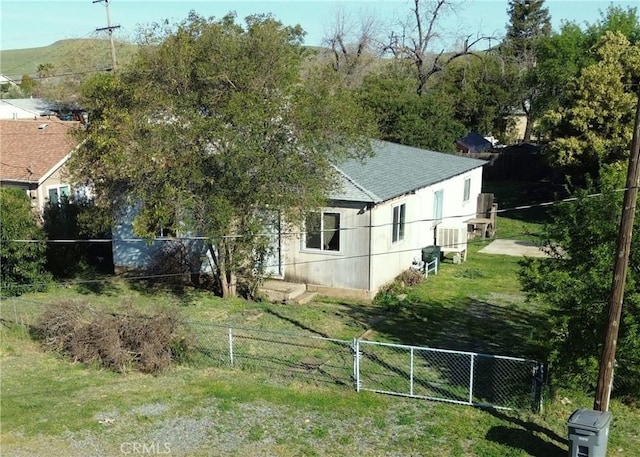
left=320, top=6, right=382, bottom=86
left=383, top=0, right=496, bottom=95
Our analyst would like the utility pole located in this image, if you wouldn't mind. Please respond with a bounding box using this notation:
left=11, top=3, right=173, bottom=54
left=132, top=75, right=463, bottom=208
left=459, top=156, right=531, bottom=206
left=93, top=0, right=120, bottom=71
left=594, top=83, right=640, bottom=412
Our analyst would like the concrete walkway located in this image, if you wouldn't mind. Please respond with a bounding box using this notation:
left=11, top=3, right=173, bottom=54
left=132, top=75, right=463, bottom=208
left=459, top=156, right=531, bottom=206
left=478, top=239, right=550, bottom=258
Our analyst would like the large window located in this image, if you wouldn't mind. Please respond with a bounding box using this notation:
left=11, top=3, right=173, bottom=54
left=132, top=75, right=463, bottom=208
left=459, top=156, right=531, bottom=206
left=463, top=177, right=471, bottom=203
left=304, top=212, right=340, bottom=251
left=47, top=185, right=70, bottom=204
left=392, top=203, right=406, bottom=243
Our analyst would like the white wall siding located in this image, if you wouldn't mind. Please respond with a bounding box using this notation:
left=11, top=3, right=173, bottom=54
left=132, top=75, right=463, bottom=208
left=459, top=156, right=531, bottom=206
left=284, top=166, right=484, bottom=297
left=368, top=169, right=482, bottom=294
left=283, top=204, right=371, bottom=291
left=438, top=168, right=483, bottom=227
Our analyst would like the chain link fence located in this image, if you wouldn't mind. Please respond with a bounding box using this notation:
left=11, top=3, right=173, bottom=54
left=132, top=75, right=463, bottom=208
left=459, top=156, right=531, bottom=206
left=355, top=340, right=544, bottom=411
left=2, top=297, right=544, bottom=411
left=182, top=322, right=354, bottom=388
left=0, top=296, right=43, bottom=329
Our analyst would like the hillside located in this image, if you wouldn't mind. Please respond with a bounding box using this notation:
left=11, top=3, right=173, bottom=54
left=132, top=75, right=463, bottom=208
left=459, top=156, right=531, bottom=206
left=0, top=39, right=139, bottom=80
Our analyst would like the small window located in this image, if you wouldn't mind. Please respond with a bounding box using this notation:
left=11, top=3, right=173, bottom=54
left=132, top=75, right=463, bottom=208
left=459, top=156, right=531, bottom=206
left=433, top=190, right=443, bottom=223
left=304, top=212, right=340, bottom=251
left=392, top=203, right=406, bottom=243
left=156, top=226, right=176, bottom=238
left=463, top=178, right=471, bottom=203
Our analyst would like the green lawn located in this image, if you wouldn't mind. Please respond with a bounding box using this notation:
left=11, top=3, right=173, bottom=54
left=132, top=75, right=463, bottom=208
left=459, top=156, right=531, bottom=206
left=2, top=218, right=639, bottom=456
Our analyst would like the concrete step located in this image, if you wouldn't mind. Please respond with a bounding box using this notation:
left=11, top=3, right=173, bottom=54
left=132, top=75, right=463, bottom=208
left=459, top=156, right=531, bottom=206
left=294, top=291, right=318, bottom=305
left=259, top=279, right=306, bottom=303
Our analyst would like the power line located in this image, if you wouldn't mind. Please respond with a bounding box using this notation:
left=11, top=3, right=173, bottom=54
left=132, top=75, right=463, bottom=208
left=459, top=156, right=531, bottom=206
left=0, top=229, right=549, bottom=293
left=0, top=187, right=630, bottom=246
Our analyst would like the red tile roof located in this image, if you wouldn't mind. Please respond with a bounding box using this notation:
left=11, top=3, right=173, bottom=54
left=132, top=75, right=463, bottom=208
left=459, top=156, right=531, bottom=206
left=0, top=119, right=79, bottom=183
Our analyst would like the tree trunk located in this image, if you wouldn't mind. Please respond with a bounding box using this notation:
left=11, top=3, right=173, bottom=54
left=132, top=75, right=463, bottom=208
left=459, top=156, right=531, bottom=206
left=221, top=241, right=237, bottom=298
left=207, top=243, right=225, bottom=296
left=523, top=113, right=533, bottom=143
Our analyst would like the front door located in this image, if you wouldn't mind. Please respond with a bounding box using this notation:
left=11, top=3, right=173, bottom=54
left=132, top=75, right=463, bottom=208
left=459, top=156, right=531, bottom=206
left=262, top=210, right=283, bottom=278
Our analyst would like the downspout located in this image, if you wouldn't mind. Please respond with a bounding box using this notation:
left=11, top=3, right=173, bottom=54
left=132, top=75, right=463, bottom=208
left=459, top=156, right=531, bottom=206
left=368, top=203, right=373, bottom=298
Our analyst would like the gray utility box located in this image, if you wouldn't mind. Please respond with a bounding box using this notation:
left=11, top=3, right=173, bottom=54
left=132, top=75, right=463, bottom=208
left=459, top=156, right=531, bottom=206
left=567, top=408, right=612, bottom=457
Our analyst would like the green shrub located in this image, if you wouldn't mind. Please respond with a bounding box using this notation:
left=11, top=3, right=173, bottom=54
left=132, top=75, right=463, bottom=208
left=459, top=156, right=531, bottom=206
left=0, top=188, right=51, bottom=295
left=373, top=269, right=424, bottom=307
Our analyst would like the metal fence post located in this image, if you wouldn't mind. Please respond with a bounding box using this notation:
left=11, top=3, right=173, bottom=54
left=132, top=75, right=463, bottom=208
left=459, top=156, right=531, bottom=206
left=468, top=353, right=475, bottom=405
left=353, top=338, right=361, bottom=392
left=228, top=325, right=234, bottom=367
left=532, top=362, right=545, bottom=413
left=410, top=347, right=415, bottom=396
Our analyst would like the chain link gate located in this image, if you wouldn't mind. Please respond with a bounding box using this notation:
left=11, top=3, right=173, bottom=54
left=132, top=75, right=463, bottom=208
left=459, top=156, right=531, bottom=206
left=352, top=339, right=544, bottom=411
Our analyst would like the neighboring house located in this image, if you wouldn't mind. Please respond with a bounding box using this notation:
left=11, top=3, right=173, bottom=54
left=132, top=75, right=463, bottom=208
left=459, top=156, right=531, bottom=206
left=454, top=132, right=493, bottom=154
left=0, top=74, right=19, bottom=87
left=280, top=140, right=486, bottom=299
left=0, top=98, right=58, bottom=120
left=0, top=118, right=79, bottom=213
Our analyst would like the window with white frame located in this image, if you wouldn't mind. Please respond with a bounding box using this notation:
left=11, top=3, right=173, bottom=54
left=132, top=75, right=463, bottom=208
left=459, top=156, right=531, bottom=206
left=392, top=203, right=406, bottom=243
left=304, top=212, right=340, bottom=251
left=156, top=226, right=176, bottom=238
left=47, top=185, right=70, bottom=204
left=463, top=177, right=471, bottom=203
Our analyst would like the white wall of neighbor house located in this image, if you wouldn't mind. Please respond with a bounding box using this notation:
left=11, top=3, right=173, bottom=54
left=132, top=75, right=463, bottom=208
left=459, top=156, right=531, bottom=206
left=283, top=203, right=371, bottom=292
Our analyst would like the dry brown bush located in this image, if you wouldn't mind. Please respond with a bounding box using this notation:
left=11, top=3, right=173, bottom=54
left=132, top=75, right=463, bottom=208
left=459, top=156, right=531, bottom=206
left=395, top=269, right=424, bottom=288
left=34, top=300, right=188, bottom=373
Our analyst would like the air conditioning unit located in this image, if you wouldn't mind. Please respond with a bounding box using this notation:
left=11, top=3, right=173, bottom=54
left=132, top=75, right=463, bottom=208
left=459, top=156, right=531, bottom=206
left=436, top=224, right=467, bottom=262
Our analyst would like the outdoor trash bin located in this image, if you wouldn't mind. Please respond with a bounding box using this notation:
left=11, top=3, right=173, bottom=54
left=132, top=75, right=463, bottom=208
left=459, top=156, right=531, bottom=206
left=421, top=246, right=441, bottom=264
left=567, top=408, right=612, bottom=457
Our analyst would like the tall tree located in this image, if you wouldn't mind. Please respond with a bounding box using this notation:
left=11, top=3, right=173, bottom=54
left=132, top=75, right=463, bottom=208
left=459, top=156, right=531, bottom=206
left=319, top=7, right=382, bottom=88
left=436, top=53, right=521, bottom=141
left=587, top=4, right=640, bottom=46
left=36, top=63, right=55, bottom=79
left=542, top=31, right=640, bottom=180
left=0, top=188, right=50, bottom=296
left=519, top=165, right=640, bottom=398
left=505, top=0, right=551, bottom=59
left=503, top=0, right=551, bottom=142
left=535, top=6, right=640, bottom=142
left=70, top=12, right=375, bottom=297
left=20, top=74, right=36, bottom=96
left=358, top=64, right=465, bottom=152
left=533, top=22, right=591, bottom=121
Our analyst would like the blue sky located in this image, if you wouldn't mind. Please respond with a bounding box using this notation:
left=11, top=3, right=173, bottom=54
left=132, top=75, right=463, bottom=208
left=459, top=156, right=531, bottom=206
left=1, top=0, right=637, bottom=51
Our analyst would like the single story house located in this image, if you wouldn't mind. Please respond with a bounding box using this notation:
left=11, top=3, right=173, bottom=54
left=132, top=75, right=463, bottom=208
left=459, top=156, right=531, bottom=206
left=278, top=140, right=486, bottom=299
left=0, top=118, right=79, bottom=213
left=112, top=140, right=486, bottom=299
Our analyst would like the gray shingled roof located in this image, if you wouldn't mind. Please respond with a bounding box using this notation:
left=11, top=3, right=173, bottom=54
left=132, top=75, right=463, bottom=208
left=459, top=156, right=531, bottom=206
left=330, top=140, right=487, bottom=203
